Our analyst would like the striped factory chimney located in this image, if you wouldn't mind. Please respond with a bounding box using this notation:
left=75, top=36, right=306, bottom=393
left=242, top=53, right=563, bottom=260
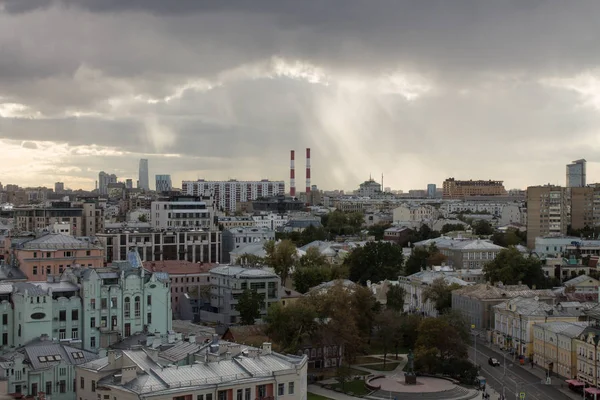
left=306, top=148, right=311, bottom=195
left=290, top=150, right=296, bottom=197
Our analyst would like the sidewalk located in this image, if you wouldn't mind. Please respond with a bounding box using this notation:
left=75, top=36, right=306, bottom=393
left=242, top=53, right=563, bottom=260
left=519, top=364, right=582, bottom=400
left=308, top=384, right=363, bottom=400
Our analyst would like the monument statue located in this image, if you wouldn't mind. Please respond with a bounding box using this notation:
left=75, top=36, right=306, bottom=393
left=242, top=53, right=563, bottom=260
left=404, top=349, right=417, bottom=385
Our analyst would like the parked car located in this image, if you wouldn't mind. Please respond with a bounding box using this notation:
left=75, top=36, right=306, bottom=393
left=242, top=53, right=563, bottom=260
left=488, top=357, right=500, bottom=366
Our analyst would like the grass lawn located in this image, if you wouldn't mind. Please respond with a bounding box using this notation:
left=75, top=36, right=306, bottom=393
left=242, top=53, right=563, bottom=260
left=309, top=368, right=370, bottom=378
left=354, top=356, right=385, bottom=365
left=307, top=393, right=332, bottom=400
left=366, top=362, right=400, bottom=371
left=333, top=379, right=370, bottom=396
left=366, top=341, right=409, bottom=358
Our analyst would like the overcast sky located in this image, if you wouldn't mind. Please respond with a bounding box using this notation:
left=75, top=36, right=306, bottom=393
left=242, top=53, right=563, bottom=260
left=1, top=0, right=600, bottom=192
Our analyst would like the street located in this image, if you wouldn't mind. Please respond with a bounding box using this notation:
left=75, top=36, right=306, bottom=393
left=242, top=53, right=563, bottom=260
left=469, top=338, right=579, bottom=400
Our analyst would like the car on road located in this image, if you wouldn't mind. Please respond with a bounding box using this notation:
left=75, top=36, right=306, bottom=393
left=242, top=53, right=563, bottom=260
left=488, top=357, right=500, bottom=366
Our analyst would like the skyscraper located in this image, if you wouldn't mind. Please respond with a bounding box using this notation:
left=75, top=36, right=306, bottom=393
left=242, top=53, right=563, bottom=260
left=98, top=171, right=117, bottom=195
left=566, top=159, right=586, bottom=188
left=155, top=174, right=172, bottom=192
left=138, top=159, right=149, bottom=191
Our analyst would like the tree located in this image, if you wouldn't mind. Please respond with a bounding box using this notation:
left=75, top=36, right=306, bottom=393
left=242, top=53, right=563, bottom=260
left=297, top=247, right=328, bottom=268
left=441, top=223, right=466, bottom=234
left=264, top=302, right=317, bottom=352
left=405, top=244, right=445, bottom=276
left=472, top=220, right=494, bottom=236
left=483, top=247, right=549, bottom=288
left=386, top=285, right=406, bottom=312
left=293, top=265, right=331, bottom=294
left=236, top=289, right=262, bottom=325
left=415, top=312, right=469, bottom=363
left=344, top=241, right=404, bottom=284
left=374, top=310, right=405, bottom=364
left=137, top=214, right=148, bottom=222
left=264, top=240, right=298, bottom=286
left=422, top=278, right=462, bottom=314
left=367, top=223, right=392, bottom=240
left=236, top=253, right=264, bottom=267
left=399, top=314, right=421, bottom=350
left=491, top=229, right=525, bottom=247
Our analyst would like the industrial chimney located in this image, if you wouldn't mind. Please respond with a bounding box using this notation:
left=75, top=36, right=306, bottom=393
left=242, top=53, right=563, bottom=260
left=306, top=148, right=311, bottom=196
left=290, top=150, right=296, bottom=197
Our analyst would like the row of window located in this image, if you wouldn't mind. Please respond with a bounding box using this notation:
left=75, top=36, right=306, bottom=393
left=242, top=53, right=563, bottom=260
left=33, top=251, right=91, bottom=258
left=89, top=295, right=151, bottom=310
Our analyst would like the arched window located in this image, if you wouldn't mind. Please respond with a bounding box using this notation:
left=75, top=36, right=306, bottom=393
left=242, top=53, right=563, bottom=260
left=124, top=297, right=130, bottom=318
left=134, top=296, right=141, bottom=318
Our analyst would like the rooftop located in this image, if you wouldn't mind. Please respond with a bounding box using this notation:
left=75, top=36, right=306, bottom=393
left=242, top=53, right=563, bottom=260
left=533, top=321, right=589, bottom=338
left=564, top=274, right=600, bottom=287
left=18, top=233, right=101, bottom=250
left=143, top=260, right=216, bottom=275
left=415, top=236, right=504, bottom=251
left=210, top=266, right=279, bottom=279
left=453, top=283, right=555, bottom=300
left=494, top=296, right=586, bottom=317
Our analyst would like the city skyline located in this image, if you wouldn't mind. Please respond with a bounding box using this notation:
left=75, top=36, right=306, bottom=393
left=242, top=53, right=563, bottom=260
left=2, top=2, right=600, bottom=191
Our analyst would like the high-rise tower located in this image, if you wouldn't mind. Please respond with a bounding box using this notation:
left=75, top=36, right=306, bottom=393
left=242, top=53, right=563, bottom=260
left=139, top=159, right=149, bottom=191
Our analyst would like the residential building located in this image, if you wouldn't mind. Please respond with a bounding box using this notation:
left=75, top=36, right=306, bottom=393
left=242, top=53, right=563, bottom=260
left=392, top=204, right=439, bottom=226
left=382, top=226, right=411, bottom=245
left=142, top=260, right=215, bottom=319
left=152, top=196, right=214, bottom=230
left=97, top=227, right=221, bottom=264
left=532, top=321, right=588, bottom=379
left=574, top=305, right=600, bottom=388
left=125, top=179, right=133, bottom=189
left=452, top=283, right=556, bottom=333
left=0, top=336, right=100, bottom=398
left=533, top=236, right=600, bottom=258
left=363, top=212, right=392, bottom=227
left=181, top=179, right=285, bottom=213
left=567, top=159, right=586, bottom=188
left=493, top=297, right=587, bottom=358
left=138, top=159, right=149, bottom=191
left=217, top=216, right=255, bottom=230
left=76, top=342, right=307, bottom=400
left=127, top=208, right=151, bottom=223
left=414, top=237, right=504, bottom=270
left=278, top=217, right=322, bottom=233
left=155, top=174, right=172, bottom=193
left=526, top=185, right=568, bottom=248
left=55, top=182, right=65, bottom=193
left=229, top=242, right=269, bottom=266
left=6, top=233, right=104, bottom=281
left=206, top=266, right=281, bottom=324
left=563, top=275, right=600, bottom=294
left=78, top=200, right=104, bottom=237
left=221, top=227, right=275, bottom=263
left=442, top=178, right=507, bottom=200
left=427, top=184, right=437, bottom=199
left=98, top=172, right=117, bottom=196
left=252, top=212, right=290, bottom=230
left=13, top=203, right=84, bottom=236
left=250, top=195, right=305, bottom=213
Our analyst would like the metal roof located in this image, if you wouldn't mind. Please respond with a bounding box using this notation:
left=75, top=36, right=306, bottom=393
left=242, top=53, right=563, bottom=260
left=210, top=266, right=278, bottom=279
left=24, top=341, right=98, bottom=370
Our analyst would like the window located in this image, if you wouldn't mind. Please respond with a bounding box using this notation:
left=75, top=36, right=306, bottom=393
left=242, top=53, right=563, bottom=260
left=86, top=250, right=91, bottom=256
left=206, top=394, right=213, bottom=400
left=135, top=296, right=141, bottom=317
left=101, top=316, right=107, bottom=327
left=197, top=396, right=204, bottom=400
left=124, top=297, right=130, bottom=318
left=46, top=381, right=52, bottom=395
left=33, top=266, right=38, bottom=275
left=111, top=297, right=117, bottom=309
left=278, top=383, right=285, bottom=396
left=59, top=380, right=66, bottom=393
left=59, top=310, right=66, bottom=321
left=31, top=383, right=37, bottom=396
left=245, top=388, right=251, bottom=400
left=59, top=265, right=64, bottom=273
left=258, top=385, right=266, bottom=397
left=65, top=251, right=72, bottom=257
left=2, top=314, right=7, bottom=324
left=90, top=299, right=96, bottom=309
left=72, top=309, right=79, bottom=321
left=59, top=329, right=66, bottom=340
left=60, top=368, right=66, bottom=376
left=289, top=382, right=294, bottom=395
left=101, top=298, right=107, bottom=309
left=91, top=380, right=96, bottom=392
left=46, top=266, right=51, bottom=275
left=90, top=336, right=96, bottom=348
left=72, top=328, right=78, bottom=339
left=80, top=377, right=84, bottom=389
left=33, top=252, right=37, bottom=258
left=218, top=391, right=227, bottom=400
left=237, top=389, right=243, bottom=400
left=2, top=333, right=7, bottom=345
left=90, top=317, right=96, bottom=328
left=147, top=313, right=152, bottom=324
left=147, top=295, right=152, bottom=306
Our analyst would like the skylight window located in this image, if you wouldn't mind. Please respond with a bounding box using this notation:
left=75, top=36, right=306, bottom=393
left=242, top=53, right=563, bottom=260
left=38, top=356, right=47, bottom=362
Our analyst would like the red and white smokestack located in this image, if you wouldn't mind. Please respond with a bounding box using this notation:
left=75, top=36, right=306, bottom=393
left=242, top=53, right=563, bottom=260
left=290, top=150, right=296, bottom=197
left=306, top=148, right=311, bottom=195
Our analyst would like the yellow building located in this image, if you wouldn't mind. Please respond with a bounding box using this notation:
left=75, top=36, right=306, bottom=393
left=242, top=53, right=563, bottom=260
left=532, top=322, right=588, bottom=379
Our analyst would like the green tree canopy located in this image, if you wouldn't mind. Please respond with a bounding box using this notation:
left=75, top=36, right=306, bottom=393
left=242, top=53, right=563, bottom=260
left=293, top=266, right=331, bottom=294
left=404, top=244, right=445, bottom=276
left=264, top=239, right=298, bottom=285
left=264, top=302, right=318, bottom=353
left=236, top=253, right=264, bottom=267
left=472, top=220, right=494, bottom=236
left=344, top=241, right=404, bottom=284
left=441, top=223, right=466, bottom=234
left=483, top=247, right=549, bottom=288
left=386, top=284, right=406, bottom=312
left=422, top=278, right=462, bottom=314
left=491, top=229, right=526, bottom=247
left=415, top=311, right=469, bottom=362
left=374, top=310, right=404, bottom=364
left=236, top=289, right=263, bottom=325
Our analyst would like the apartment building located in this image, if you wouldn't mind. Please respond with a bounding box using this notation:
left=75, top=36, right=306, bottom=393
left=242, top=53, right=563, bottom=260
left=493, top=297, right=586, bottom=358
left=206, top=266, right=281, bottom=324
left=221, top=227, right=275, bottom=263
left=442, top=178, right=507, bottom=199
left=0, top=337, right=99, bottom=398
left=252, top=213, right=289, bottom=230
left=570, top=186, right=600, bottom=231
left=6, top=233, right=104, bottom=281
left=414, top=237, right=504, bottom=270
left=76, top=342, right=307, bottom=400
left=97, top=227, right=221, bottom=264
left=532, top=321, right=588, bottom=379
left=573, top=306, right=600, bottom=390
left=392, top=204, right=439, bottom=225
left=0, top=250, right=171, bottom=353
left=152, top=196, right=214, bottom=230
left=526, top=185, right=568, bottom=248
left=452, top=283, right=555, bottom=332
left=13, top=203, right=84, bottom=236
left=155, top=174, right=172, bottom=193
left=181, top=179, right=285, bottom=213
left=217, top=216, right=255, bottom=230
